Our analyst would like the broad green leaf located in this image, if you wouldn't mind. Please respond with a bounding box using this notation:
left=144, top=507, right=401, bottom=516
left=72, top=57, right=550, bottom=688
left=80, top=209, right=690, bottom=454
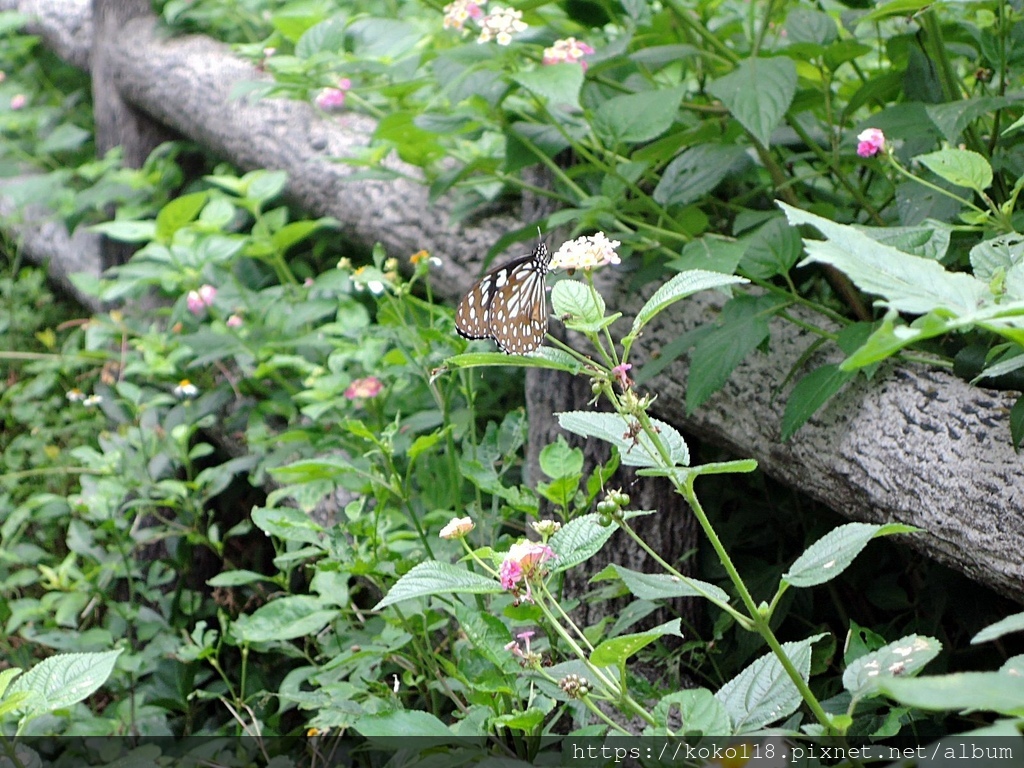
left=552, top=279, right=605, bottom=324
left=854, top=221, right=951, bottom=261
left=972, top=611, right=1024, bottom=645
left=0, top=667, right=21, bottom=699
left=242, top=169, right=289, bottom=203
left=89, top=220, right=157, bottom=243
left=272, top=218, right=337, bottom=253
left=784, top=522, right=917, bottom=588
left=861, top=0, right=934, bottom=23
left=844, top=635, right=940, bottom=699
left=513, top=63, right=584, bottom=107
left=346, top=17, right=420, bottom=58
left=877, top=672, right=1024, bottom=716
left=916, top=149, right=993, bottom=193
left=648, top=688, right=731, bottom=737
left=612, top=565, right=730, bottom=604
left=785, top=7, right=837, bottom=46
left=155, top=192, right=208, bottom=242
left=632, top=270, right=748, bottom=336
left=207, top=570, right=274, bottom=587
left=687, top=294, right=784, bottom=412
left=707, top=58, right=796, bottom=147
left=590, top=619, right=683, bottom=666
left=493, top=708, right=546, bottom=732
left=591, top=87, right=685, bottom=145
left=557, top=411, right=689, bottom=468
left=926, top=97, right=1015, bottom=144
left=7, top=650, right=123, bottom=715
left=971, top=234, right=1024, bottom=285
left=38, top=123, right=91, bottom=154
left=251, top=506, right=324, bottom=545
left=548, top=513, right=619, bottom=572
left=780, top=364, right=855, bottom=441
left=781, top=202, right=990, bottom=315
left=374, top=111, right=444, bottom=165
left=653, top=144, right=749, bottom=207
left=842, top=311, right=957, bottom=370
left=355, top=710, right=454, bottom=738
left=445, top=350, right=583, bottom=374
left=295, top=16, right=347, bottom=58
left=668, top=236, right=747, bottom=275
left=539, top=438, right=584, bottom=480
left=374, top=561, right=501, bottom=609
left=715, top=635, right=823, bottom=733
left=232, top=596, right=338, bottom=642
left=740, top=216, right=803, bottom=279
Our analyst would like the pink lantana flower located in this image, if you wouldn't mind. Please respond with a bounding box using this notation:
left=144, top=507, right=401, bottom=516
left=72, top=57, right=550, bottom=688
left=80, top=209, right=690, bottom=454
left=316, top=78, right=352, bottom=110
left=10, top=94, right=26, bottom=110
left=499, top=541, right=555, bottom=602
left=477, top=6, right=527, bottom=45
left=186, top=284, right=217, bottom=315
left=440, top=516, right=475, bottom=539
left=345, top=376, right=383, bottom=400
left=611, top=362, right=633, bottom=390
left=550, top=232, right=622, bottom=271
left=542, top=38, right=595, bottom=70
left=443, top=0, right=485, bottom=30
left=856, top=128, right=886, bottom=158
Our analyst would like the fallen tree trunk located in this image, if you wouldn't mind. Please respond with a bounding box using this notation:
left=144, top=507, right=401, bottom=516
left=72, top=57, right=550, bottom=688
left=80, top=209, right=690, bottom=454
left=3, top=3, right=1022, bottom=601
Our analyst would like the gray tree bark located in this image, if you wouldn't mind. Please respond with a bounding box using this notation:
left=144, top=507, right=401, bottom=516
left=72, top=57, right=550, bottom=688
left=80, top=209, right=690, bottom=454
left=3, top=3, right=1023, bottom=602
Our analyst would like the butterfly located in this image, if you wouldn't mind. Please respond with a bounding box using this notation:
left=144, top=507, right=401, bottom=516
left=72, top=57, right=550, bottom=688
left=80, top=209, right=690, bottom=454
left=455, top=241, right=552, bottom=355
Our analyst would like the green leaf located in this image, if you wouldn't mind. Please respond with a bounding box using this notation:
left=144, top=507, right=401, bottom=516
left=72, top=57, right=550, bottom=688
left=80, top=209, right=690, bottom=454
left=612, top=565, right=730, bottom=604
left=652, top=144, right=749, bottom=207
left=231, top=596, right=338, bottom=642
left=155, top=192, right=208, bottom=242
left=590, top=619, right=683, bottom=666
left=667, top=236, right=747, bottom=275
left=915, top=149, right=993, bottom=193
left=207, top=570, right=274, bottom=587
left=687, top=294, right=783, bottom=412
left=355, top=710, right=454, bottom=738
left=551, top=279, right=605, bottom=325
left=780, top=364, right=855, bottom=441
left=548, top=514, right=619, bottom=573
left=784, top=523, right=917, bottom=588
left=972, top=611, right=1024, bottom=645
left=38, top=123, right=91, bottom=154
left=295, top=16, right=347, bottom=58
left=513, top=63, right=584, bottom=107
left=272, top=218, right=337, bottom=253
left=860, top=0, right=933, bottom=23
left=445, top=351, right=583, bottom=374
left=7, top=650, right=123, bottom=716
left=878, top=671, right=1024, bottom=716
left=374, top=561, right=501, bottom=609
left=251, top=506, right=324, bottom=546
left=971, top=234, right=1024, bottom=285
left=781, top=202, right=990, bottom=315
left=557, top=411, right=689, bottom=468
left=591, top=87, right=685, bottom=145
left=707, top=58, right=796, bottom=147
left=715, top=635, right=823, bottom=733
left=89, top=220, right=157, bottom=243
left=632, top=270, right=748, bottom=336
left=843, top=634, right=942, bottom=700
left=926, top=97, right=1015, bottom=144
left=740, top=216, right=804, bottom=279
left=374, top=112, right=444, bottom=165
left=648, top=689, right=731, bottom=737
left=854, top=221, right=951, bottom=261
left=242, top=169, right=289, bottom=203
left=539, top=438, right=584, bottom=480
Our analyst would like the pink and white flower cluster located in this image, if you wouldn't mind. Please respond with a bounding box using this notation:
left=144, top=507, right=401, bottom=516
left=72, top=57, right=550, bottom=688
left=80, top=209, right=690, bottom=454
left=443, top=1, right=527, bottom=46
left=542, top=37, right=594, bottom=70
left=550, top=232, right=622, bottom=271
left=499, top=541, right=555, bottom=602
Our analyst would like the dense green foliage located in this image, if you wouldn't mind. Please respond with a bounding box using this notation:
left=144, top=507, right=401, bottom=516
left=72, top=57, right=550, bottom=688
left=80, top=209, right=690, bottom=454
left=2, top=0, right=1024, bottom=763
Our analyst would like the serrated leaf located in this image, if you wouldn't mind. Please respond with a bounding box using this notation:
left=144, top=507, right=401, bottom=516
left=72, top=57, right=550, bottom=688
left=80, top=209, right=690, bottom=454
left=653, top=144, right=749, bottom=207
left=781, top=202, right=990, bottom=315
left=251, top=506, right=324, bottom=545
left=632, top=270, right=748, bottom=336
left=648, top=689, right=731, bottom=737
left=513, top=63, right=584, bottom=107
left=592, top=87, right=685, bottom=145
left=707, top=58, right=796, bottom=147
left=231, top=596, right=338, bottom=642
left=612, top=565, right=730, bottom=604
left=552, top=279, right=605, bottom=324
left=548, top=513, right=619, bottom=572
left=844, top=635, right=940, bottom=699
left=780, top=364, right=855, bottom=441
left=853, top=221, right=951, bottom=261
left=715, top=635, right=823, bottom=733
left=970, top=234, right=1024, bottom=284
left=557, top=411, right=689, bottom=467
left=784, top=523, right=917, bottom=588
left=916, top=149, right=993, bottom=193
left=374, top=561, right=501, bottom=609
left=878, top=671, right=1024, bottom=716
left=7, top=650, right=122, bottom=715
left=972, top=611, right=1024, bottom=645
left=590, top=619, right=683, bottom=666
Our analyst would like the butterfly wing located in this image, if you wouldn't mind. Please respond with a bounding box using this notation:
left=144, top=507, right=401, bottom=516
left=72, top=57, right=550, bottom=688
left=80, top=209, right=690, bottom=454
left=455, top=243, right=551, bottom=355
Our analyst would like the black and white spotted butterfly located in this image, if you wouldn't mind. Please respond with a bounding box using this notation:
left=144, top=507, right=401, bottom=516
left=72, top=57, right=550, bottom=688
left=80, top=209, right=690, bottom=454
left=455, top=242, right=552, bottom=355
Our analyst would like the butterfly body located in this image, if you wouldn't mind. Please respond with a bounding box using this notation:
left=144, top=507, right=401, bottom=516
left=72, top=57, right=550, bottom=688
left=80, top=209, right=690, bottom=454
left=455, top=242, right=551, bottom=355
